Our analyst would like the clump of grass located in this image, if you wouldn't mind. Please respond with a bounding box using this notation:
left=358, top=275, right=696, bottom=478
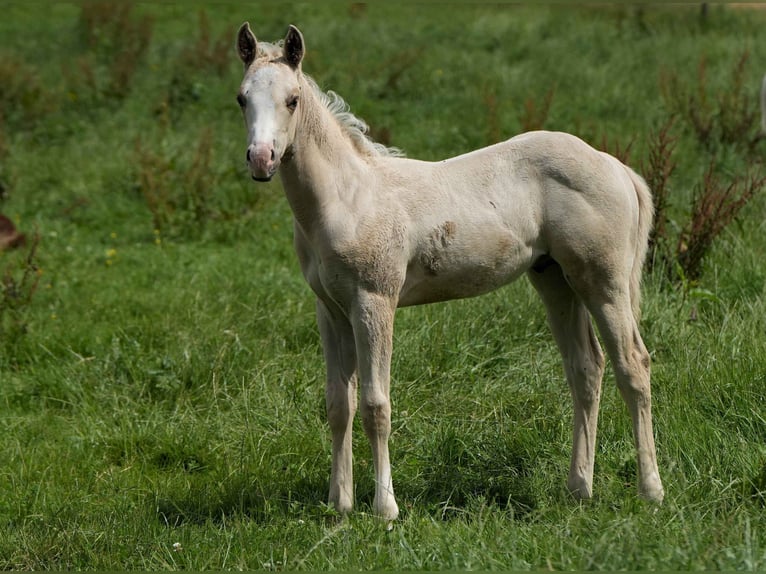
left=0, top=231, right=40, bottom=345
left=0, top=51, right=54, bottom=127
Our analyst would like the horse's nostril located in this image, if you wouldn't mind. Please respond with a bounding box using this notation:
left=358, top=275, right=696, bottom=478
left=246, top=149, right=251, bottom=162
left=270, top=149, right=276, bottom=162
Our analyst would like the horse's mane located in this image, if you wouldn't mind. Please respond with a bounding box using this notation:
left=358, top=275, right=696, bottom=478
left=302, top=75, right=405, bottom=158
left=257, top=40, right=403, bottom=158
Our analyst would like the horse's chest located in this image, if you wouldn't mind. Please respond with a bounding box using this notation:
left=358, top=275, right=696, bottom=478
left=298, top=225, right=407, bottom=302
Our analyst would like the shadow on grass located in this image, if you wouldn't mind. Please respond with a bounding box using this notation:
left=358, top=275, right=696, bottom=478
left=150, top=448, right=541, bottom=527
left=154, top=473, right=330, bottom=527
left=395, top=423, right=546, bottom=522
left=149, top=420, right=558, bottom=526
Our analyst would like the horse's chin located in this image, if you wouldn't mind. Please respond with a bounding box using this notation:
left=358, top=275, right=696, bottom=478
left=250, top=162, right=280, bottom=182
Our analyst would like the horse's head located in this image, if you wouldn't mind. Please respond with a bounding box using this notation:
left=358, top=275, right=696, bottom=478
left=236, top=23, right=305, bottom=182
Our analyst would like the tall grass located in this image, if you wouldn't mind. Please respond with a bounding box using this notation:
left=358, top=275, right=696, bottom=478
left=1, top=2, right=766, bottom=569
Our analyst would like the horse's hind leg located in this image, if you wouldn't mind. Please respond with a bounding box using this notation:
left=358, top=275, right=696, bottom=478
left=317, top=299, right=358, bottom=515
left=528, top=262, right=605, bottom=499
left=576, top=278, right=665, bottom=503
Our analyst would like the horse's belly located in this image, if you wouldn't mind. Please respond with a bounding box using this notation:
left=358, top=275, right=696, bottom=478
left=398, top=241, right=535, bottom=307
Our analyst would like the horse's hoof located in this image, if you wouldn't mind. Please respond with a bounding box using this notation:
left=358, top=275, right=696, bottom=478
left=567, top=476, right=593, bottom=501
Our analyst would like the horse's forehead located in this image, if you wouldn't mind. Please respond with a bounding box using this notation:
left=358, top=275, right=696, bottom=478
left=243, top=63, right=295, bottom=91
left=257, top=41, right=283, bottom=60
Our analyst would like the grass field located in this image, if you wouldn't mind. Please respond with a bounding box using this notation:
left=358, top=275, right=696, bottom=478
left=2, top=2, right=766, bottom=570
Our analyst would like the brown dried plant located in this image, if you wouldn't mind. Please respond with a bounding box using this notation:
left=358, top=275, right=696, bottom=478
left=677, top=162, right=766, bottom=281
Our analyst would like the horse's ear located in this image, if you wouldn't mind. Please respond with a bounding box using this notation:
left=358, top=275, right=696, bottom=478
left=237, top=22, right=257, bottom=68
left=284, top=25, right=305, bottom=69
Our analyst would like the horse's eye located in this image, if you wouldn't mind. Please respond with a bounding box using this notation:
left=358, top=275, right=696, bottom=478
left=287, top=95, right=299, bottom=112
left=236, top=93, right=246, bottom=108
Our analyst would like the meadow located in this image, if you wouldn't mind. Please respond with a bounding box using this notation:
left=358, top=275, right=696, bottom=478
left=2, top=2, right=766, bottom=570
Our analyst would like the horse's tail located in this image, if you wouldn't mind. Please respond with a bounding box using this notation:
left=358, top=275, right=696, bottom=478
left=625, top=166, right=654, bottom=322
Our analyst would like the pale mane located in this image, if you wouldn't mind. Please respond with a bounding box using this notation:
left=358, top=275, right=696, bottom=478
left=302, top=74, right=404, bottom=158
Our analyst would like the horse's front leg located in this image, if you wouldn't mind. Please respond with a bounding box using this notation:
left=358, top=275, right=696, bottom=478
left=350, top=290, right=399, bottom=521
left=316, top=299, right=358, bottom=515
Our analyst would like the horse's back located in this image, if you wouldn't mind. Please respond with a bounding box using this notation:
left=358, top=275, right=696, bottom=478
left=394, top=131, right=643, bottom=306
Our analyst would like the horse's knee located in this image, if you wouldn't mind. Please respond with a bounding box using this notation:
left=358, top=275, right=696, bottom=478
left=360, top=394, right=391, bottom=436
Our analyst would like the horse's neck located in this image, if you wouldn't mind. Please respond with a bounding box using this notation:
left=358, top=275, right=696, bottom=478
left=279, top=79, right=369, bottom=237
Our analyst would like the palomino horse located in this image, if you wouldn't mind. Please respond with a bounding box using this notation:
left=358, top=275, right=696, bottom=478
left=236, top=23, right=664, bottom=520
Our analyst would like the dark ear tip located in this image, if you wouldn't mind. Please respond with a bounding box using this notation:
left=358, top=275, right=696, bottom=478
left=284, top=24, right=305, bottom=68
left=238, top=22, right=257, bottom=66
left=287, top=24, right=304, bottom=44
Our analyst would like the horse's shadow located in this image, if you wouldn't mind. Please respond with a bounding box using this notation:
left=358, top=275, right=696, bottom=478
left=152, top=442, right=542, bottom=526
left=154, top=472, right=329, bottom=527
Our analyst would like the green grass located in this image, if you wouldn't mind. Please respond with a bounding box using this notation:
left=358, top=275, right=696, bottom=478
left=2, top=2, right=766, bottom=570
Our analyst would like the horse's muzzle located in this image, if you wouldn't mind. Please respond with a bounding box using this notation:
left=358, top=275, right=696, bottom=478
left=247, top=142, right=279, bottom=181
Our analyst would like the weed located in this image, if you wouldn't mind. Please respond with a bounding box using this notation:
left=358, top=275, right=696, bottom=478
left=661, top=50, right=763, bottom=156
left=598, top=133, right=635, bottom=165
left=179, top=10, right=231, bottom=79
left=651, top=47, right=765, bottom=284
left=483, top=85, right=501, bottom=145
left=134, top=138, right=174, bottom=233
left=0, top=231, right=40, bottom=344
left=642, top=115, right=678, bottom=274
left=677, top=162, right=766, bottom=282
left=71, top=1, right=154, bottom=102
left=518, top=86, right=555, bottom=132
left=0, top=113, right=6, bottom=164
left=717, top=51, right=759, bottom=151
left=156, top=10, right=233, bottom=127
left=0, top=51, right=54, bottom=127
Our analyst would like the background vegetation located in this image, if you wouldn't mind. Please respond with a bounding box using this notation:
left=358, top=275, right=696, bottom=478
left=1, top=2, right=766, bottom=570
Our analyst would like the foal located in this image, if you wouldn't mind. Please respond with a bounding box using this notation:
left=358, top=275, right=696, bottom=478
left=236, top=23, right=664, bottom=520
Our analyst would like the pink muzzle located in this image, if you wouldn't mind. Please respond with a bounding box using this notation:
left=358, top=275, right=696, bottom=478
left=247, top=142, right=277, bottom=181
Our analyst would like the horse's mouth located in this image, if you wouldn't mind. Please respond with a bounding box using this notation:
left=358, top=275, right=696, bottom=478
left=252, top=175, right=273, bottom=182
